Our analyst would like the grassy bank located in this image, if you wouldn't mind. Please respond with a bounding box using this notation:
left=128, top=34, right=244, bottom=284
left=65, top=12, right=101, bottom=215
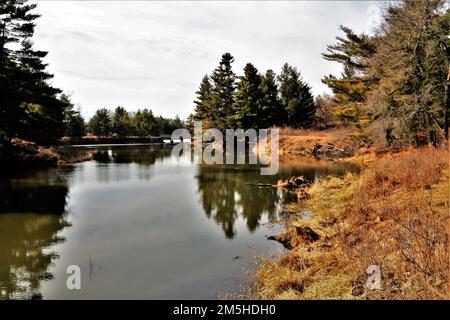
left=0, top=138, right=59, bottom=168
left=0, top=138, right=93, bottom=168
left=277, top=128, right=361, bottom=158
left=252, top=147, right=449, bottom=299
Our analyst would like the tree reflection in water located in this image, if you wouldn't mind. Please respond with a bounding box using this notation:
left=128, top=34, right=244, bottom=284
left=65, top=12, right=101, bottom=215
left=195, top=156, right=360, bottom=239
left=196, top=165, right=295, bottom=239
left=0, top=180, right=70, bottom=300
left=91, top=145, right=170, bottom=166
left=0, top=145, right=361, bottom=299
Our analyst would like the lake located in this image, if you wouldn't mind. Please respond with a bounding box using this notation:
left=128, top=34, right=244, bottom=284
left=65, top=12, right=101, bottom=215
left=0, top=144, right=358, bottom=299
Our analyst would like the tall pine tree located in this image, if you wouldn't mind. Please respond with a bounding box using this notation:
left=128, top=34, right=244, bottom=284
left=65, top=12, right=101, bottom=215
left=367, top=0, right=449, bottom=143
left=193, top=74, right=213, bottom=124
left=286, top=82, right=316, bottom=128
left=321, top=26, right=377, bottom=123
left=62, top=94, right=86, bottom=138
left=259, top=69, right=282, bottom=128
left=0, top=0, right=66, bottom=147
left=231, top=63, right=263, bottom=129
left=88, top=108, right=112, bottom=137
left=277, top=63, right=316, bottom=128
left=112, top=106, right=132, bottom=137
left=132, top=109, right=157, bottom=137
left=210, top=52, right=236, bottom=129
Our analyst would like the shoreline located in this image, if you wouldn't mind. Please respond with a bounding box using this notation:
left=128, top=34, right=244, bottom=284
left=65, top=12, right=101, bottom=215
left=251, top=145, right=449, bottom=300
left=0, top=138, right=179, bottom=168
left=1, top=131, right=448, bottom=299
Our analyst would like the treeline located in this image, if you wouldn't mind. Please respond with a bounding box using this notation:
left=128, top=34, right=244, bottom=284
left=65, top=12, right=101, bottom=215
left=318, top=0, right=449, bottom=146
left=191, top=0, right=449, bottom=148
left=2, top=0, right=448, bottom=152
left=190, top=55, right=316, bottom=130
left=0, top=0, right=181, bottom=155
left=85, top=107, right=183, bottom=137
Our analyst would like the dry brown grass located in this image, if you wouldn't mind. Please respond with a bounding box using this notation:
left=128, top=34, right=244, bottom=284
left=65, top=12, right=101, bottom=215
left=253, top=147, right=449, bottom=300
left=277, top=127, right=360, bottom=157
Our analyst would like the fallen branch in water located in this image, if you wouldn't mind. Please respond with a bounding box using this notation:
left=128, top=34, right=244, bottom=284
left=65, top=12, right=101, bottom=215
left=246, top=183, right=276, bottom=188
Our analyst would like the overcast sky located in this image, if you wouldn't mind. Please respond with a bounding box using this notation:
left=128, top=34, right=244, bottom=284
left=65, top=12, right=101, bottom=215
left=33, top=1, right=383, bottom=120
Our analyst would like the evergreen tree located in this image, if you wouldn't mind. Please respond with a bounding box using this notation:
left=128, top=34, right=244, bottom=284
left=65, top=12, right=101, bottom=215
left=321, top=26, right=377, bottom=123
left=367, top=0, right=449, bottom=143
left=277, top=63, right=300, bottom=109
left=427, top=8, right=450, bottom=138
left=322, top=25, right=376, bottom=98
left=259, top=69, right=282, bottom=128
left=193, top=75, right=213, bottom=122
left=277, top=63, right=316, bottom=128
left=210, top=52, right=236, bottom=129
left=112, top=106, right=132, bottom=137
left=231, top=63, right=263, bottom=129
left=0, top=0, right=66, bottom=146
left=170, top=115, right=183, bottom=130
left=88, top=108, right=112, bottom=137
left=62, top=94, right=85, bottom=137
left=186, top=113, right=196, bottom=133
left=155, top=116, right=169, bottom=134
left=65, top=111, right=85, bottom=138
left=132, top=109, right=156, bottom=137
left=320, top=1, right=448, bottom=145
left=286, top=83, right=316, bottom=128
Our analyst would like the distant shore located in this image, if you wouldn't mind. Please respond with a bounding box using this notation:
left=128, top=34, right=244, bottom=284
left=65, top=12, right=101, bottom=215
left=58, top=135, right=167, bottom=146
left=0, top=136, right=180, bottom=169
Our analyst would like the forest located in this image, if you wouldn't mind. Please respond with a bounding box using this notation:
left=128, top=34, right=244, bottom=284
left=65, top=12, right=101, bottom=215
left=1, top=0, right=449, bottom=164
left=0, top=0, right=449, bottom=302
left=0, top=0, right=182, bottom=163
left=190, top=0, right=449, bottom=149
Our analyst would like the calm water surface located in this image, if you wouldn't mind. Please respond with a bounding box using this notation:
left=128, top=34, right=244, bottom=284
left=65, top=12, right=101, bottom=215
left=0, top=145, right=358, bottom=299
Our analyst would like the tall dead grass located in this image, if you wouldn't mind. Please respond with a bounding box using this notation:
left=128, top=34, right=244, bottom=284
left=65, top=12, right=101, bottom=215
left=253, top=147, right=449, bottom=299
left=277, top=127, right=361, bottom=157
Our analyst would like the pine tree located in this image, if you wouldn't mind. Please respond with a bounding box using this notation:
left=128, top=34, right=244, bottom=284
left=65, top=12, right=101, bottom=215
left=170, top=115, right=183, bottom=131
left=88, top=108, right=112, bottom=137
left=132, top=109, right=156, bottom=137
left=277, top=63, right=300, bottom=109
left=259, top=69, right=282, bottom=128
left=427, top=8, right=450, bottom=138
left=0, top=0, right=65, bottom=146
left=277, top=63, right=316, bottom=128
left=112, top=106, right=132, bottom=137
left=367, top=0, right=449, bottom=143
left=321, top=26, right=377, bottom=123
left=18, top=39, right=66, bottom=145
left=155, top=116, right=170, bottom=134
left=231, top=63, right=263, bottom=129
left=287, top=82, right=316, bottom=128
left=193, top=75, right=213, bottom=123
left=65, top=111, right=86, bottom=138
left=210, top=52, right=236, bottom=129
left=62, top=94, right=85, bottom=137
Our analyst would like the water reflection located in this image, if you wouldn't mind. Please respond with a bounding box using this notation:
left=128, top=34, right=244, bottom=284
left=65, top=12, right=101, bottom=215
left=196, top=166, right=288, bottom=238
left=89, top=145, right=170, bottom=166
left=196, top=158, right=359, bottom=239
left=0, top=145, right=360, bottom=299
left=64, top=145, right=174, bottom=184
left=0, top=183, right=68, bottom=215
left=0, top=181, right=70, bottom=299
